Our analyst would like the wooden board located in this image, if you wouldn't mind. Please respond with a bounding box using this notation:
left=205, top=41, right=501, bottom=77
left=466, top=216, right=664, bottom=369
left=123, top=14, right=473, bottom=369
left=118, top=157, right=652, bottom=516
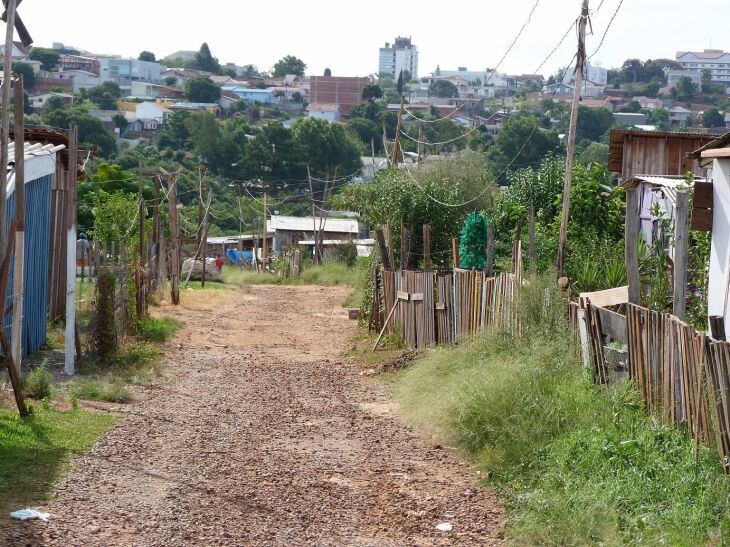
left=693, top=182, right=713, bottom=209
left=596, top=307, right=628, bottom=344
left=579, top=286, right=629, bottom=308
left=397, top=291, right=410, bottom=301
left=691, top=207, right=713, bottom=232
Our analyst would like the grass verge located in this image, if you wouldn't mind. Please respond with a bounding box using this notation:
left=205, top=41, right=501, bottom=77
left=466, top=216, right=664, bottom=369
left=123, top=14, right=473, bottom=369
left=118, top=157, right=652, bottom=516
left=0, top=405, right=116, bottom=516
left=392, top=277, right=730, bottom=544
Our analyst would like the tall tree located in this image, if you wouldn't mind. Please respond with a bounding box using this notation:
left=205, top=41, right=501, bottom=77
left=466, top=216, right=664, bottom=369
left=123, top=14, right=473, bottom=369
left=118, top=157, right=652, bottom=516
left=396, top=71, right=404, bottom=95
left=12, top=62, right=35, bottom=88
left=272, top=55, right=307, bottom=77
left=184, top=76, right=221, bottom=103
left=323, top=68, right=332, bottom=77
left=362, top=84, right=383, bottom=101
left=675, top=76, right=698, bottom=101
left=702, top=107, right=724, bottom=128
left=138, top=51, right=156, bottom=62
left=428, top=79, right=459, bottom=98
left=189, top=43, right=221, bottom=74
left=85, top=81, right=122, bottom=110
left=29, top=47, right=60, bottom=71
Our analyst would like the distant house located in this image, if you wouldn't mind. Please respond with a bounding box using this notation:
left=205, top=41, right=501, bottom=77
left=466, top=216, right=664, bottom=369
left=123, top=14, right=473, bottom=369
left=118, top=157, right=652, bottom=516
left=166, top=102, right=221, bottom=115
left=221, top=86, right=277, bottom=104
left=667, top=69, right=702, bottom=89
left=614, top=112, right=648, bottom=126
left=0, top=41, right=31, bottom=60
left=130, top=81, right=183, bottom=100
left=266, top=215, right=364, bottom=255
left=309, top=76, right=371, bottom=116
left=635, top=96, right=663, bottom=111
left=541, top=82, right=574, bottom=95
left=668, top=106, right=692, bottom=125
left=135, top=102, right=172, bottom=123
left=306, top=103, right=342, bottom=122
left=725, top=113, right=730, bottom=129
left=28, top=92, right=74, bottom=111
left=159, top=68, right=211, bottom=87
left=87, top=109, right=125, bottom=131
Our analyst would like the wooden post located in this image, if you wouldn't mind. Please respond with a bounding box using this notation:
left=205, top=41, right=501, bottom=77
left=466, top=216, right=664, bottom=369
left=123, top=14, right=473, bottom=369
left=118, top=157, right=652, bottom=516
left=557, top=0, right=589, bottom=278
left=486, top=222, right=495, bottom=278
left=673, top=190, right=690, bottom=320
left=528, top=206, right=536, bottom=276
left=11, top=73, right=24, bottom=374
left=0, top=0, right=17, bottom=263
left=625, top=187, right=641, bottom=305
left=400, top=219, right=408, bottom=271
left=452, top=238, right=460, bottom=269
left=198, top=166, right=205, bottom=247
left=423, top=224, right=431, bottom=272
left=64, top=126, right=78, bottom=375
left=166, top=175, right=180, bottom=305
left=136, top=163, right=145, bottom=319
left=262, top=192, right=268, bottom=271
left=384, top=224, right=395, bottom=269
left=376, top=229, right=391, bottom=271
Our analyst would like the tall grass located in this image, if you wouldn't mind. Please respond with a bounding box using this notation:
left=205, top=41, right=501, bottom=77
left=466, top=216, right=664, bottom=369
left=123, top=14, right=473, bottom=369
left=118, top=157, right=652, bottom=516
left=394, top=276, right=730, bottom=544
left=222, top=262, right=364, bottom=288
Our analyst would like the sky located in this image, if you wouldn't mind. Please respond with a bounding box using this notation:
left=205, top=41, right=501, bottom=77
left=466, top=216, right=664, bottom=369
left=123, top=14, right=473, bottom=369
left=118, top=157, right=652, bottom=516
left=17, top=0, right=730, bottom=78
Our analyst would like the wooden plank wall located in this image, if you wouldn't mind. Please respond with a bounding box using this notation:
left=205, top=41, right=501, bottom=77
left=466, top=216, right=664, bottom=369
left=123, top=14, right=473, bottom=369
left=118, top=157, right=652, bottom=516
left=48, top=162, right=69, bottom=321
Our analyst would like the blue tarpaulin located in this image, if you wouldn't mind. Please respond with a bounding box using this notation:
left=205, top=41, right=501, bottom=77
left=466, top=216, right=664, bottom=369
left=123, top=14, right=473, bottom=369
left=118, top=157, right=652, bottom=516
left=226, top=249, right=253, bottom=267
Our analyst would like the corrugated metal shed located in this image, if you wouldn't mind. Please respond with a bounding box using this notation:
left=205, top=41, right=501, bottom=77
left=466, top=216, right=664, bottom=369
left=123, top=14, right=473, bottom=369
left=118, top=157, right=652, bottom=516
left=608, top=129, right=717, bottom=181
left=267, top=215, right=359, bottom=234
left=3, top=143, right=63, bottom=355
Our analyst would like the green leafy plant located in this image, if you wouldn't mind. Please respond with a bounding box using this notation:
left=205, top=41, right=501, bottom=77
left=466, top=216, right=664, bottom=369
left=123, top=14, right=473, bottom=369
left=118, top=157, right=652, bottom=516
left=135, top=317, right=179, bottom=343
left=459, top=213, right=489, bottom=269
left=22, top=362, right=52, bottom=401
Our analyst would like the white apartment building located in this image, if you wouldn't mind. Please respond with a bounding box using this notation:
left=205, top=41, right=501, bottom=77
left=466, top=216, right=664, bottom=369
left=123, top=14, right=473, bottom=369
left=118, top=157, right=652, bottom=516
left=676, top=49, right=730, bottom=83
left=379, top=36, right=418, bottom=79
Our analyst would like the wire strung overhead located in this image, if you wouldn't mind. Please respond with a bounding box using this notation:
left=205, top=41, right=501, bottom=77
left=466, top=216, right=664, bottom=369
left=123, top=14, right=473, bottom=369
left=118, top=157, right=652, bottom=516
left=403, top=0, right=543, bottom=124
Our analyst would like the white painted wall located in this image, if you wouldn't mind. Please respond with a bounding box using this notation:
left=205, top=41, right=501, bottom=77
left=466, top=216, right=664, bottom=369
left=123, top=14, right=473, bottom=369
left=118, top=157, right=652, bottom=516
left=707, top=158, right=730, bottom=332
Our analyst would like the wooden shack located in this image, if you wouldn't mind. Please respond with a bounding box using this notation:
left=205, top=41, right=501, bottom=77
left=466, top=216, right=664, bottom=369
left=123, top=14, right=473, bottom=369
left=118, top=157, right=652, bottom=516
left=609, top=129, right=716, bottom=181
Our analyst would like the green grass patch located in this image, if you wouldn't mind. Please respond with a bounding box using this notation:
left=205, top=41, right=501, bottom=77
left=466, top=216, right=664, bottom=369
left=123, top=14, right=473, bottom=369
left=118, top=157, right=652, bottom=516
left=0, top=406, right=116, bottom=515
left=70, top=380, right=133, bottom=404
left=135, top=316, right=180, bottom=343
left=221, top=261, right=365, bottom=290
left=22, top=364, right=53, bottom=400
left=393, top=277, right=730, bottom=544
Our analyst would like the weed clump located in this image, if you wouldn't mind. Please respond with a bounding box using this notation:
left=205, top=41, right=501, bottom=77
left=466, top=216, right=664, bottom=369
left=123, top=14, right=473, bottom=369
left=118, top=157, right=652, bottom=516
left=135, top=317, right=179, bottom=343
left=23, top=363, right=52, bottom=400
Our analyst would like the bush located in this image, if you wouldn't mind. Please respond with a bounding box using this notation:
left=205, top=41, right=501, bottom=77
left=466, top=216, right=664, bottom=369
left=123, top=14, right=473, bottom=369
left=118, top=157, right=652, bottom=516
left=135, top=317, right=179, bottom=343
left=111, top=342, right=158, bottom=371
left=71, top=380, right=132, bottom=404
left=90, top=266, right=117, bottom=360
left=23, top=364, right=52, bottom=400
left=333, top=241, right=358, bottom=267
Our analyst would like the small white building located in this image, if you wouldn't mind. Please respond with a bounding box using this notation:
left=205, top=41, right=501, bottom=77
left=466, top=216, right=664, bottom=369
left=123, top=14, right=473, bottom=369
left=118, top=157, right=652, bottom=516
left=135, top=102, right=172, bottom=124
left=306, top=103, right=342, bottom=122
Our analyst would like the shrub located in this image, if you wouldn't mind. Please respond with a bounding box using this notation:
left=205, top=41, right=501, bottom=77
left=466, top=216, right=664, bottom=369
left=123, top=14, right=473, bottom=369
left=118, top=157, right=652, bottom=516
left=333, top=241, right=358, bottom=267
left=90, top=265, right=117, bottom=360
left=135, top=317, right=179, bottom=343
left=111, top=342, right=158, bottom=371
left=72, top=380, right=133, bottom=404
left=23, top=363, right=53, bottom=400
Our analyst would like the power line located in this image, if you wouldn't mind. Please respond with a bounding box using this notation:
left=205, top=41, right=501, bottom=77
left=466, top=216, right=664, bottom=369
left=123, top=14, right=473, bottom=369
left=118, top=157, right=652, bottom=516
left=403, top=0, right=543, bottom=124
left=399, top=16, right=579, bottom=149
left=587, top=0, right=624, bottom=60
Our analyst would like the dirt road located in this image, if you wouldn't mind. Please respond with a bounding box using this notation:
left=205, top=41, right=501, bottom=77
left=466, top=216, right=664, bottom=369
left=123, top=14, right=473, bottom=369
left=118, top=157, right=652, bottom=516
left=4, top=285, right=503, bottom=546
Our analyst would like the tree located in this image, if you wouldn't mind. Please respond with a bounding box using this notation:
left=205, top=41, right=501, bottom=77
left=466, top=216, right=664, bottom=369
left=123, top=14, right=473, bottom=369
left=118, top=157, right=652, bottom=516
left=184, top=76, right=221, bottom=103
left=138, top=51, right=156, bottom=62
left=12, top=62, right=35, bottom=88
left=291, top=117, right=362, bottom=178
left=648, top=108, right=670, bottom=130
left=575, top=106, right=615, bottom=142
left=702, top=107, right=724, bottom=128
left=43, top=106, right=117, bottom=157
left=164, top=76, right=178, bottom=87
left=701, top=69, right=725, bottom=95
left=112, top=113, right=128, bottom=132
left=362, top=84, right=383, bottom=101
left=43, top=95, right=65, bottom=113
left=675, top=76, right=698, bottom=101
left=578, top=142, right=609, bottom=166
left=619, top=100, right=642, bottom=113
left=85, top=81, right=122, bottom=110
left=189, top=43, right=221, bottom=74
left=243, top=121, right=303, bottom=181
left=323, top=68, right=332, bottom=77
left=291, top=91, right=303, bottom=103
left=396, top=71, right=404, bottom=95
left=185, top=111, right=240, bottom=175
left=346, top=118, right=380, bottom=151
left=157, top=110, right=193, bottom=150
left=29, top=47, right=60, bottom=71
left=428, top=79, right=459, bottom=98
left=486, top=115, right=561, bottom=180
left=272, top=55, right=307, bottom=77
left=459, top=213, right=489, bottom=269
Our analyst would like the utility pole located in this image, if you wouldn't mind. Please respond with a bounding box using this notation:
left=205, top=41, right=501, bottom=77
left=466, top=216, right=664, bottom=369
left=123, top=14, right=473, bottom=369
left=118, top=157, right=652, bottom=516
left=391, top=94, right=404, bottom=167
left=64, top=125, right=78, bottom=375
left=11, top=73, right=24, bottom=375
left=0, top=0, right=17, bottom=263
left=307, top=165, right=321, bottom=265
left=557, top=0, right=589, bottom=279
left=136, top=160, right=145, bottom=319
left=262, top=192, right=268, bottom=271
left=166, top=174, right=180, bottom=305
left=198, top=166, right=205, bottom=247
